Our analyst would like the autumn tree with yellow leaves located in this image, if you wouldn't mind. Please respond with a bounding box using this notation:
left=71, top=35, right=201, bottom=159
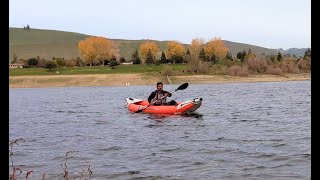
left=189, top=38, right=205, bottom=59
left=167, top=41, right=185, bottom=63
left=187, top=38, right=208, bottom=73
left=188, top=38, right=229, bottom=62
left=167, top=41, right=185, bottom=59
left=204, top=38, right=229, bottom=61
left=139, top=41, right=160, bottom=64
left=78, top=36, right=118, bottom=66
left=187, top=37, right=228, bottom=73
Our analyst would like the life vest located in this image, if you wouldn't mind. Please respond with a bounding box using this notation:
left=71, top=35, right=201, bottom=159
left=151, top=91, right=167, bottom=105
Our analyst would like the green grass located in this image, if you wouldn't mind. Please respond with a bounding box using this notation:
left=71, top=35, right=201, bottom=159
left=9, top=64, right=187, bottom=76
left=9, top=27, right=279, bottom=63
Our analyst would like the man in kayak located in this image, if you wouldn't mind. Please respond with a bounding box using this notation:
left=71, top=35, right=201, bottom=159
left=148, top=82, right=178, bottom=106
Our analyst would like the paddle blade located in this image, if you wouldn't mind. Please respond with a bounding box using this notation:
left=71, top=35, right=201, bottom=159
left=176, top=83, right=189, bottom=91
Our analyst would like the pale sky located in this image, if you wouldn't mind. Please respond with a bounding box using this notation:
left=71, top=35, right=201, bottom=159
left=9, top=0, right=310, bottom=49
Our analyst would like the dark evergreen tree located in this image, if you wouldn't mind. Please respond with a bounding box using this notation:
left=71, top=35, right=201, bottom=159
left=75, top=57, right=84, bottom=66
left=198, top=48, right=208, bottom=62
left=183, top=49, right=191, bottom=63
left=277, top=51, right=282, bottom=61
left=269, top=55, right=276, bottom=62
left=237, top=50, right=247, bottom=62
left=160, top=51, right=167, bottom=64
left=241, top=50, right=247, bottom=62
left=145, top=49, right=154, bottom=65
left=109, top=55, right=119, bottom=68
left=27, top=57, right=39, bottom=67
left=131, top=50, right=141, bottom=64
left=303, top=48, right=311, bottom=59
left=210, top=54, right=217, bottom=64
left=44, top=60, right=57, bottom=70
left=225, top=51, right=233, bottom=60
left=119, top=57, right=126, bottom=63
left=236, top=52, right=242, bottom=60
left=171, top=55, right=183, bottom=63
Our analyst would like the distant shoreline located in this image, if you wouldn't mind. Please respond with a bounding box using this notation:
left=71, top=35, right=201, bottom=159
left=9, top=73, right=310, bottom=88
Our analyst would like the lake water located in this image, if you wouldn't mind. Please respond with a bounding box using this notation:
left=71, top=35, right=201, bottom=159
left=9, top=81, right=311, bottom=179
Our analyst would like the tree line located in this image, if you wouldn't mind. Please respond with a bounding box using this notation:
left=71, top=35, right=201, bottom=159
left=77, top=37, right=231, bottom=66
left=11, top=36, right=311, bottom=75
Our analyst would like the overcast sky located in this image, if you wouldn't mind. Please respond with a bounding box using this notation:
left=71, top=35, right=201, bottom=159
left=9, top=0, right=310, bottom=49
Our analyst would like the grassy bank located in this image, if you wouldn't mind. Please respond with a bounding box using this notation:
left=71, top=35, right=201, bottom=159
left=9, top=63, right=311, bottom=88
left=9, top=64, right=186, bottom=76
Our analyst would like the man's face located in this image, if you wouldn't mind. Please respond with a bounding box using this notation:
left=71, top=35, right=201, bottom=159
left=157, top=84, right=163, bottom=91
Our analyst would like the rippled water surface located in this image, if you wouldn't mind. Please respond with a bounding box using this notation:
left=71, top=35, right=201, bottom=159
left=9, top=81, right=311, bottom=179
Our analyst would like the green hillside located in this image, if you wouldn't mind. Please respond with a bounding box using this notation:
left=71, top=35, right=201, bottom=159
left=9, top=27, right=278, bottom=63
left=223, top=40, right=278, bottom=57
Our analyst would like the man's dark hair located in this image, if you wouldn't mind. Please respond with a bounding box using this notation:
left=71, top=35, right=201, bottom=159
left=157, top=82, right=163, bottom=86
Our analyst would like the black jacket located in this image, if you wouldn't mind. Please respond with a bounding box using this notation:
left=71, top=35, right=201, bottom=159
left=148, top=90, right=172, bottom=103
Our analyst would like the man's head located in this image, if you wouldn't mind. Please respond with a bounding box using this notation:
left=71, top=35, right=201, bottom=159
left=156, top=82, right=163, bottom=91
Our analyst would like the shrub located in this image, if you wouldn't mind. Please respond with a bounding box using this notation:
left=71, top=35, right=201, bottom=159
left=288, top=64, right=300, bottom=73
left=102, top=59, right=109, bottom=66
left=297, top=58, right=311, bottom=72
left=132, top=57, right=141, bottom=64
left=171, top=55, right=183, bottom=64
left=109, top=59, right=119, bottom=69
left=246, top=57, right=267, bottom=74
left=210, top=64, right=228, bottom=75
left=280, top=63, right=300, bottom=73
left=75, top=57, right=84, bottom=67
left=27, top=58, right=39, bottom=67
left=56, top=58, right=66, bottom=67
left=45, top=60, right=58, bottom=70
left=161, top=65, right=174, bottom=76
left=65, top=59, right=76, bottom=67
left=37, top=58, right=47, bottom=68
left=198, top=61, right=209, bottom=73
left=227, top=65, right=249, bottom=76
left=154, top=60, right=161, bottom=66
left=119, top=57, right=126, bottom=63
left=265, top=66, right=284, bottom=75
left=186, top=58, right=209, bottom=73
left=279, top=58, right=300, bottom=73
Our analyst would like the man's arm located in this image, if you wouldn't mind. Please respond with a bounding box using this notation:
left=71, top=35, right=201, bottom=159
left=163, top=91, right=172, bottom=97
left=148, top=91, right=156, bottom=102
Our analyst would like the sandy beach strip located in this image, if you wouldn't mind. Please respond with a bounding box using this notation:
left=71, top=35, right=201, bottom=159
left=9, top=73, right=310, bottom=88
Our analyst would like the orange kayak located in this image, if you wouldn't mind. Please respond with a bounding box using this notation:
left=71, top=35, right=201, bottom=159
left=126, top=97, right=202, bottom=115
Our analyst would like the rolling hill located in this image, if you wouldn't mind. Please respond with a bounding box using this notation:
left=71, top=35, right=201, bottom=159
left=278, top=48, right=309, bottom=57
left=10, top=27, right=283, bottom=63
